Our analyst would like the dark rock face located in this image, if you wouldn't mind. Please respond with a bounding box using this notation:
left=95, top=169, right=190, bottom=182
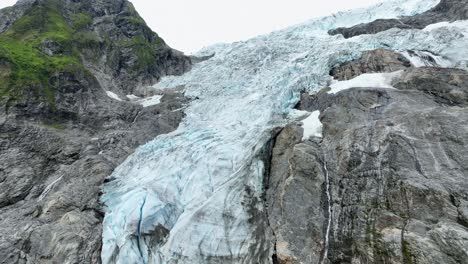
left=0, top=87, right=189, bottom=263
left=0, top=0, right=192, bottom=263
left=394, top=67, right=468, bottom=106
left=267, top=125, right=326, bottom=264
left=330, top=49, right=411, bottom=81
left=60, top=0, right=192, bottom=95
left=329, top=0, right=468, bottom=38
left=267, top=50, right=468, bottom=263
left=0, top=0, right=35, bottom=33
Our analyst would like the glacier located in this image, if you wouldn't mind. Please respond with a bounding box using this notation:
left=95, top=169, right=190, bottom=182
left=100, top=0, right=468, bottom=263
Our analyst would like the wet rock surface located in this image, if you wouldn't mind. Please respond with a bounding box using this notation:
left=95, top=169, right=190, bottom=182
left=329, top=0, right=468, bottom=38
left=267, top=52, right=468, bottom=263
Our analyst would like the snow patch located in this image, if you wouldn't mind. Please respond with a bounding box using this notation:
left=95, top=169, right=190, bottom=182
left=106, top=91, right=122, bottom=101
left=126, top=94, right=141, bottom=100
left=139, top=95, right=163, bottom=107
left=328, top=71, right=402, bottom=94
left=127, top=94, right=163, bottom=107
left=301, top=111, right=322, bottom=140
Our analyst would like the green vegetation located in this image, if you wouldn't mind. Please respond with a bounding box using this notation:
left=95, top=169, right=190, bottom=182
left=0, top=0, right=166, bottom=109
left=118, top=15, right=146, bottom=27
left=402, top=240, right=415, bottom=264
left=120, top=36, right=159, bottom=72
left=116, top=14, right=165, bottom=72
left=71, top=13, right=92, bottom=30
left=72, top=31, right=100, bottom=48
left=0, top=0, right=85, bottom=106
left=363, top=207, right=395, bottom=262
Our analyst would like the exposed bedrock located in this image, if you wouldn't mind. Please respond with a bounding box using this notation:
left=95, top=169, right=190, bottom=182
left=0, top=89, right=189, bottom=263
left=329, top=49, right=411, bottom=81
left=267, top=49, right=468, bottom=263
left=0, top=0, right=192, bottom=263
left=329, top=0, right=468, bottom=38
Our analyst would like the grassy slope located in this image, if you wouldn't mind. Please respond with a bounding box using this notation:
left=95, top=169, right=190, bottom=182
left=0, top=0, right=89, bottom=107
left=0, top=0, right=169, bottom=110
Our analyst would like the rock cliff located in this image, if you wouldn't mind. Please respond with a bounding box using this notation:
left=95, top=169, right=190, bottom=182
left=0, top=0, right=191, bottom=263
left=267, top=1, right=468, bottom=262
left=1, top=0, right=468, bottom=263
left=269, top=51, right=468, bottom=263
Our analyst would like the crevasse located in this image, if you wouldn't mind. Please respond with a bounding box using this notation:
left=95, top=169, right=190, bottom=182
left=101, top=0, right=468, bottom=263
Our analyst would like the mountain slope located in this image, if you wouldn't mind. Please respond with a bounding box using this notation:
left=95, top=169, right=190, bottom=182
left=0, top=0, right=190, bottom=111
left=1, top=0, right=468, bottom=263
left=275, top=54, right=468, bottom=263
left=100, top=0, right=468, bottom=263
left=0, top=0, right=191, bottom=263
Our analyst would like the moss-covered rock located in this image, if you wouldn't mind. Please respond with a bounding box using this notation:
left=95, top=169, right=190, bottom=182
left=0, top=0, right=191, bottom=108
left=0, top=0, right=86, bottom=107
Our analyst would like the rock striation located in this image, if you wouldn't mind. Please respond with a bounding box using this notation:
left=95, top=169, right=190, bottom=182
left=269, top=3, right=468, bottom=261
left=268, top=49, right=468, bottom=263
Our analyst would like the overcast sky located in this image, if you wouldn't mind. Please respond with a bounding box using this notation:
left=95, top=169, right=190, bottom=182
left=0, top=0, right=383, bottom=53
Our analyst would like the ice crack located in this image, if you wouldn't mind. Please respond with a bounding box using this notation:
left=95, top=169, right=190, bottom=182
left=137, top=195, right=148, bottom=264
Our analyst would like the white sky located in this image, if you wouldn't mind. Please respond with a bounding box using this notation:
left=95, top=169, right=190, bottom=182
left=0, top=0, right=383, bottom=53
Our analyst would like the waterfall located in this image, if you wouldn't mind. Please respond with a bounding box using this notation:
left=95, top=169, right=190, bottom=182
left=320, top=160, right=332, bottom=264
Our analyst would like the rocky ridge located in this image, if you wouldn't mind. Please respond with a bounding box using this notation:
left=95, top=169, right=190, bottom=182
left=329, top=0, right=468, bottom=38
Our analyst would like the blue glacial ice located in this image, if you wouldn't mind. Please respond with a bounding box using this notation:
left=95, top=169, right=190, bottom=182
left=101, top=0, right=468, bottom=263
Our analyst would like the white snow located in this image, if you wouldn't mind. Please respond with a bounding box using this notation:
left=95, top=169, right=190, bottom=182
left=106, top=91, right=122, bottom=101
left=399, top=50, right=453, bottom=68
left=301, top=111, right=323, bottom=140
left=126, top=94, right=141, bottom=100
left=126, top=94, right=163, bottom=107
left=138, top=95, right=163, bottom=107
left=99, top=0, right=468, bottom=263
left=328, top=71, right=402, bottom=94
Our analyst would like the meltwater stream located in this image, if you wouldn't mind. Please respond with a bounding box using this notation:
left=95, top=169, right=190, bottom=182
left=101, top=0, right=468, bottom=263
